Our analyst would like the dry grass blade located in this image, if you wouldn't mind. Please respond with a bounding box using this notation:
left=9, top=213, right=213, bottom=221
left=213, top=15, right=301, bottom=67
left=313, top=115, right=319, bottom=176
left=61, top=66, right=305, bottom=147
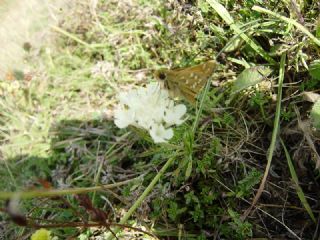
left=294, top=105, right=320, bottom=168
left=51, top=25, right=92, bottom=48
left=0, top=178, right=139, bottom=200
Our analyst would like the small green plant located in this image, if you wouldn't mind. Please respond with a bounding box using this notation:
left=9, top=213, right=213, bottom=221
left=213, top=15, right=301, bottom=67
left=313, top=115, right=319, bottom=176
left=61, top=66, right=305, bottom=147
left=230, top=169, right=262, bottom=198
left=224, top=209, right=253, bottom=239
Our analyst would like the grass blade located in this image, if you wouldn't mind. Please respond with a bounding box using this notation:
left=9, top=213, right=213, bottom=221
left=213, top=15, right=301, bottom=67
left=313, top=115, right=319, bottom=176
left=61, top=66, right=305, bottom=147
left=280, top=138, right=316, bottom=223
left=206, top=0, right=276, bottom=65
left=242, top=53, right=286, bottom=219
left=252, top=6, right=320, bottom=47
left=51, top=25, right=92, bottom=49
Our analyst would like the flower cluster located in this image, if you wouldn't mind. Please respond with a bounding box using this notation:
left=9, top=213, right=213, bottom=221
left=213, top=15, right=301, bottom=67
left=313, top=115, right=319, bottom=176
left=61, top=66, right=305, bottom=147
left=114, top=83, right=187, bottom=143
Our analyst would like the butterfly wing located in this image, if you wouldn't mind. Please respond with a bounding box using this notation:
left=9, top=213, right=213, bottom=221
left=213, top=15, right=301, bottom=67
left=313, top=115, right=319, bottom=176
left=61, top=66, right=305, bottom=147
left=155, top=60, right=216, bottom=104
left=171, top=60, right=216, bottom=102
left=176, top=84, right=198, bottom=104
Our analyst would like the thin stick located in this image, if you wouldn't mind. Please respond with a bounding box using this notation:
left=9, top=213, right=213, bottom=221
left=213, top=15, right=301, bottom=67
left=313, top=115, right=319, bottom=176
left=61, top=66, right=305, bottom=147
left=0, top=178, right=140, bottom=200
left=28, top=221, right=154, bottom=238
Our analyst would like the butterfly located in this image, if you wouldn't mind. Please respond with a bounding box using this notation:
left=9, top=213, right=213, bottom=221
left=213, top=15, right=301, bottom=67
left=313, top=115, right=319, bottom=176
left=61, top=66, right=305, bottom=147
left=155, top=60, right=216, bottom=104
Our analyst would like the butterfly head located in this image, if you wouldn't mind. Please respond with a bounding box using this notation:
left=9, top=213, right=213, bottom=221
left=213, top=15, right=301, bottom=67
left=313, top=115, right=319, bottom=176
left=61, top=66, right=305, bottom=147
left=156, top=71, right=166, bottom=80
left=155, top=70, right=169, bottom=89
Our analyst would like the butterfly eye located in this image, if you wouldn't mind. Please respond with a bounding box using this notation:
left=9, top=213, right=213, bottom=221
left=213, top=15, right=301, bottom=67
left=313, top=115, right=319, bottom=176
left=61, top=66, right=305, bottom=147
left=158, top=72, right=167, bottom=80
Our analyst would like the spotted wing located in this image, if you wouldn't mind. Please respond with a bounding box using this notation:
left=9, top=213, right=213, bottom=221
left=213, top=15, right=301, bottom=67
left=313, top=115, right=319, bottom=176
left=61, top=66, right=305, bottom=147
left=155, top=60, right=216, bottom=104
left=172, top=60, right=216, bottom=103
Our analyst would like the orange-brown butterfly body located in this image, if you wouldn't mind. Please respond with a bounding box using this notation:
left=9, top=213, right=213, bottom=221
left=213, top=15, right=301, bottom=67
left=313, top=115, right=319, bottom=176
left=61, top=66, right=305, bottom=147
left=155, top=60, right=216, bottom=104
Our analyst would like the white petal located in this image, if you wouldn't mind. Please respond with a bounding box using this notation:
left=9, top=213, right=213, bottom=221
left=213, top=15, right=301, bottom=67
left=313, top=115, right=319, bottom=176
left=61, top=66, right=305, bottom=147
left=164, top=104, right=187, bottom=125
left=174, top=104, right=187, bottom=117
left=146, top=82, right=161, bottom=94
left=149, top=124, right=173, bottom=143
left=114, top=107, right=135, bottom=128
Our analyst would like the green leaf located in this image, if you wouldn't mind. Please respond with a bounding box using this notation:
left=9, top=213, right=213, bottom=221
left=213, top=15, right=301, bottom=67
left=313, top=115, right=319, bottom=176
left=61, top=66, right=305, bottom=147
left=309, top=60, right=320, bottom=80
left=232, top=66, right=272, bottom=92
left=224, top=37, right=245, bottom=53
left=31, top=229, right=51, bottom=240
left=311, top=99, right=320, bottom=129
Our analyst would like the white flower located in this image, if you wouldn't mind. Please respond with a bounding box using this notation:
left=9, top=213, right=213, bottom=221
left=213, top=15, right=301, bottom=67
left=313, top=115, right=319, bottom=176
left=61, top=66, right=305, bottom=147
left=149, top=124, right=174, bottom=143
left=113, top=83, right=187, bottom=143
left=164, top=104, right=187, bottom=126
